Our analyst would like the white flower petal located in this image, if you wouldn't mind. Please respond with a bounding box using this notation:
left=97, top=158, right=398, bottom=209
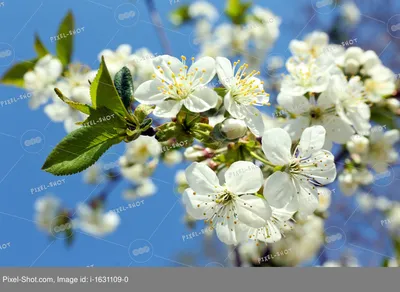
left=184, top=87, right=218, bottom=112
left=182, top=188, right=216, bottom=220
left=135, top=80, right=165, bottom=104
left=283, top=116, right=310, bottom=141
left=298, top=125, right=326, bottom=158
left=384, top=130, right=400, bottom=145
left=294, top=180, right=319, bottom=216
left=262, top=128, right=292, bottom=165
left=185, top=162, right=222, bottom=195
left=263, top=172, right=295, bottom=208
left=322, top=116, right=355, bottom=144
left=189, top=56, right=216, bottom=85
left=236, top=195, right=272, bottom=228
left=225, top=161, right=263, bottom=194
left=216, top=57, right=234, bottom=88
left=300, top=150, right=336, bottom=184
left=277, top=94, right=310, bottom=115
left=215, top=215, right=238, bottom=245
left=152, top=55, right=184, bottom=83
left=243, top=107, right=265, bottom=137
left=224, top=91, right=248, bottom=119
left=153, top=100, right=182, bottom=118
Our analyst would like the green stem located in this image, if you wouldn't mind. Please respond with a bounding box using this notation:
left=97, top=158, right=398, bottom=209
left=249, top=151, right=275, bottom=167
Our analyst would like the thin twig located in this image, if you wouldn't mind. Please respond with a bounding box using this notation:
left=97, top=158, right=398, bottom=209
left=144, top=0, right=173, bottom=55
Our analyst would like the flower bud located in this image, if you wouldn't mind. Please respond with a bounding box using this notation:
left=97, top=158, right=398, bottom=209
left=184, top=146, right=213, bottom=161
left=220, top=118, right=247, bottom=140
left=347, top=135, right=369, bottom=155
left=361, top=50, right=380, bottom=72
left=344, top=59, right=360, bottom=75
left=386, top=98, right=400, bottom=113
left=345, top=47, right=364, bottom=62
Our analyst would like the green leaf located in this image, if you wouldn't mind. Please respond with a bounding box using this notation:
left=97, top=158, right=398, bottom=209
left=90, top=57, right=129, bottom=118
left=81, top=107, right=127, bottom=129
left=56, top=10, right=74, bottom=66
left=34, top=33, right=49, bottom=58
left=134, top=104, right=155, bottom=123
left=214, top=87, right=228, bottom=98
left=393, top=237, right=400, bottom=261
left=371, top=107, right=398, bottom=130
left=381, top=258, right=390, bottom=267
left=169, top=5, right=191, bottom=26
left=1, top=59, right=38, bottom=87
left=225, top=0, right=252, bottom=25
left=42, top=108, right=127, bottom=175
left=54, top=88, right=92, bottom=115
left=114, top=67, right=134, bottom=109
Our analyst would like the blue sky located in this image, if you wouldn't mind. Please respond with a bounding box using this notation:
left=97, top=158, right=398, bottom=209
left=0, top=0, right=398, bottom=267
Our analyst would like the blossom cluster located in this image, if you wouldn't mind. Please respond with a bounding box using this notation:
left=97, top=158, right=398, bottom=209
left=2, top=2, right=399, bottom=266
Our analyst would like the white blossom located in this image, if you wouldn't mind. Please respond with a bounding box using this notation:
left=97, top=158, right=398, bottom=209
left=341, top=2, right=361, bottom=26
left=182, top=161, right=272, bottom=245
left=44, top=64, right=91, bottom=133
left=281, top=56, right=331, bottom=96
left=34, top=196, right=61, bottom=233
left=135, top=55, right=219, bottom=118
left=216, top=57, right=269, bottom=136
left=24, top=55, right=63, bottom=109
left=262, top=126, right=336, bottom=216
left=98, top=44, right=136, bottom=77
left=77, top=203, right=120, bottom=236
left=123, top=179, right=157, bottom=200
left=367, top=127, right=399, bottom=172
left=188, top=1, right=218, bottom=22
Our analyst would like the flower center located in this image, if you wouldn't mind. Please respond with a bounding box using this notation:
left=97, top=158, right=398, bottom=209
left=215, top=189, right=235, bottom=205
left=154, top=56, right=207, bottom=100
left=309, top=107, right=322, bottom=120
left=230, top=60, right=269, bottom=106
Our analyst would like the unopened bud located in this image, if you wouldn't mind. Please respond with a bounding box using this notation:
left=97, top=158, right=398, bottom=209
left=220, top=118, right=247, bottom=140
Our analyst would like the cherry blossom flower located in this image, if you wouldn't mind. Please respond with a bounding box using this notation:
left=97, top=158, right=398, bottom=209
left=24, top=55, right=63, bottom=109
left=262, top=126, right=336, bottom=216
left=216, top=57, right=269, bottom=136
left=182, top=161, right=271, bottom=245
left=135, top=55, right=219, bottom=118
left=76, top=203, right=120, bottom=236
